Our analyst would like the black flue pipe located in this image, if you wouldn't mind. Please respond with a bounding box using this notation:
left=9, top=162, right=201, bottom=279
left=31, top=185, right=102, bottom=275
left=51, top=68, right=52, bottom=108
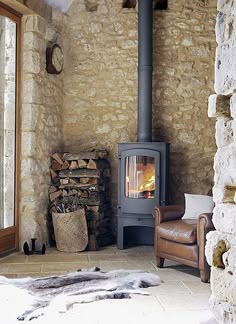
left=137, top=0, right=153, bottom=142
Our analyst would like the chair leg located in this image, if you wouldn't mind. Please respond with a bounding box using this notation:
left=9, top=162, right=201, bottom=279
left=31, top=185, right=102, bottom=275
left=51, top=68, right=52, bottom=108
left=156, top=257, right=165, bottom=268
left=200, top=268, right=210, bottom=283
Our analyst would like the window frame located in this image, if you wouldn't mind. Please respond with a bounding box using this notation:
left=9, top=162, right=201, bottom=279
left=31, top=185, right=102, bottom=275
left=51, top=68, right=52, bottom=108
left=0, top=2, right=22, bottom=257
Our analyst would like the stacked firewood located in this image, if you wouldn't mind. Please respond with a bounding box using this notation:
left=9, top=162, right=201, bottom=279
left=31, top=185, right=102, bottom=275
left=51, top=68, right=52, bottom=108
left=48, top=149, right=114, bottom=250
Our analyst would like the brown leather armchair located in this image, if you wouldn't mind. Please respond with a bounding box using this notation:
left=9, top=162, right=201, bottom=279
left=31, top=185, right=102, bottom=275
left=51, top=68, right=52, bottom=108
left=153, top=205, right=215, bottom=283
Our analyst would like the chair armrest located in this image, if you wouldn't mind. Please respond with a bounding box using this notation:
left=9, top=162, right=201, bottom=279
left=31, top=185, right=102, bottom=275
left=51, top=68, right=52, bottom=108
left=197, top=213, right=215, bottom=273
left=153, top=205, right=185, bottom=225
left=197, top=213, right=214, bottom=244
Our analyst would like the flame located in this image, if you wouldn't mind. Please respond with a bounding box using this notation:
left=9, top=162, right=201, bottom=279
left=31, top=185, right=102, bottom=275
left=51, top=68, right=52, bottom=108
left=139, top=175, right=155, bottom=191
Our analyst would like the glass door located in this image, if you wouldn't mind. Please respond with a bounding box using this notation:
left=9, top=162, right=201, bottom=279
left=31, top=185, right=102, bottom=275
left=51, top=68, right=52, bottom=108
left=125, top=156, right=155, bottom=199
left=120, top=148, right=160, bottom=215
left=0, top=5, right=21, bottom=257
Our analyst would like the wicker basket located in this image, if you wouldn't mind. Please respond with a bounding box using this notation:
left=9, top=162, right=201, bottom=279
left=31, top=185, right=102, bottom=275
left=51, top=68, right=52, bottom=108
left=52, top=209, right=88, bottom=252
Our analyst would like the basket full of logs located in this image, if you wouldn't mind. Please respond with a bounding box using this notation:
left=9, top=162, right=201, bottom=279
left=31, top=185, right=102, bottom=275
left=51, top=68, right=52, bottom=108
left=49, top=148, right=114, bottom=251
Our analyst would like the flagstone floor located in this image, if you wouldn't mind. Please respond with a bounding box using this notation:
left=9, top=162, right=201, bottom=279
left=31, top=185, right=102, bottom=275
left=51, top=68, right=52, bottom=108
left=0, top=245, right=218, bottom=324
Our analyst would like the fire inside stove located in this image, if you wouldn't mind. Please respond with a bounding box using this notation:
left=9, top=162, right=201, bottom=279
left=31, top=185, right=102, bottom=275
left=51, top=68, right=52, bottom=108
left=125, top=156, right=155, bottom=199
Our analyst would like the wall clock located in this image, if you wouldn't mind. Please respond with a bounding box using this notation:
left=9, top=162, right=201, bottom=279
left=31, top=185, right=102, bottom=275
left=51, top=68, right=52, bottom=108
left=46, top=44, right=63, bottom=74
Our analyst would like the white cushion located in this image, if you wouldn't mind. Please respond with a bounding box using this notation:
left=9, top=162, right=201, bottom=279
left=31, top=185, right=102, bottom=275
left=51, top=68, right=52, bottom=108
left=182, top=193, right=214, bottom=219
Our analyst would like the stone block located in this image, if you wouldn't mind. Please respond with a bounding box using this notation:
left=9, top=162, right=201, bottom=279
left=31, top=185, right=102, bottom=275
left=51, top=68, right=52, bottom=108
left=210, top=266, right=236, bottom=304
left=23, top=32, right=45, bottom=55
left=217, top=0, right=236, bottom=15
left=222, top=247, right=236, bottom=275
left=21, top=178, right=35, bottom=195
left=213, top=186, right=226, bottom=203
left=21, top=158, right=38, bottom=178
left=216, top=12, right=236, bottom=45
left=210, top=294, right=236, bottom=324
left=23, top=50, right=41, bottom=74
left=214, top=147, right=236, bottom=187
left=213, top=203, right=236, bottom=234
left=215, top=40, right=236, bottom=95
left=232, top=120, right=236, bottom=144
left=24, top=15, right=46, bottom=35
left=230, top=94, right=236, bottom=119
left=21, top=131, right=36, bottom=157
left=215, top=118, right=233, bottom=148
left=208, top=94, right=230, bottom=118
left=216, top=12, right=225, bottom=44
left=205, top=230, right=229, bottom=266
left=22, top=78, right=45, bottom=105
left=21, top=104, right=40, bottom=131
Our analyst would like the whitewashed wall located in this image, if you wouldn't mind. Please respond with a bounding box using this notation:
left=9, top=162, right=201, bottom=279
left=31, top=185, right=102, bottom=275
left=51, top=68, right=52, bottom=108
left=206, top=1, right=236, bottom=322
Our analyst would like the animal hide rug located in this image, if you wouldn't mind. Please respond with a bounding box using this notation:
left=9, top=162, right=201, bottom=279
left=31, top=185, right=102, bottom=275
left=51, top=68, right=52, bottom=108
left=0, top=268, right=161, bottom=322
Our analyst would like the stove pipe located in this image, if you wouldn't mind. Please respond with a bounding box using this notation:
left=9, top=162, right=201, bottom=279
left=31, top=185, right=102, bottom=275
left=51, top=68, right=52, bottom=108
left=137, top=0, right=153, bottom=142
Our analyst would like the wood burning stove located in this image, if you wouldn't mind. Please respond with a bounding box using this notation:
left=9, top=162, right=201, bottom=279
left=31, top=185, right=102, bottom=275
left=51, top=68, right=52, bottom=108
left=117, top=0, right=168, bottom=249
left=117, top=142, right=169, bottom=248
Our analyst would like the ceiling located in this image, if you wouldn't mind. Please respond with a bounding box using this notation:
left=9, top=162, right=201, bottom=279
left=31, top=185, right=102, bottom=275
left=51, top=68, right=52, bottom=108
left=44, top=0, right=73, bottom=12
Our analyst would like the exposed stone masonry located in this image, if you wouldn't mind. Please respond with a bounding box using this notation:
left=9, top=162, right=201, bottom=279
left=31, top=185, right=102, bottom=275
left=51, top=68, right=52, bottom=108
left=20, top=9, right=64, bottom=247
left=63, top=0, right=217, bottom=213
left=153, top=0, right=217, bottom=203
left=206, top=0, right=236, bottom=322
left=18, top=0, right=217, bottom=247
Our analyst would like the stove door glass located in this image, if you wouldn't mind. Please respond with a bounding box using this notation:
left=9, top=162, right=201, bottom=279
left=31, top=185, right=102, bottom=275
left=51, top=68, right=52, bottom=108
left=125, top=156, right=155, bottom=199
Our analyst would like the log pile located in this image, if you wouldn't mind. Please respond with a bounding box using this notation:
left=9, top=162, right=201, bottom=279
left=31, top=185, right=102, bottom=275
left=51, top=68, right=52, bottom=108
left=48, top=149, right=114, bottom=250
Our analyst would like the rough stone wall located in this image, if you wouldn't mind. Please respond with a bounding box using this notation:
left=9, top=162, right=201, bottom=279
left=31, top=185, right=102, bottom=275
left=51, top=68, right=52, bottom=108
left=205, top=1, right=236, bottom=322
left=153, top=0, right=217, bottom=203
left=20, top=9, right=64, bottom=248
left=63, top=0, right=216, bottom=216
left=62, top=0, right=138, bottom=210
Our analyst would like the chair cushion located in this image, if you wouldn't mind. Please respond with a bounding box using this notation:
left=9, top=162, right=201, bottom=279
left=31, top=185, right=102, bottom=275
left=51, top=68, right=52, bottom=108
left=157, top=219, right=198, bottom=244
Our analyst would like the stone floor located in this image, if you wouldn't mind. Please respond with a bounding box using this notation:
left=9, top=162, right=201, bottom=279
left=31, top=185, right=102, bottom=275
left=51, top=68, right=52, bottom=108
left=0, top=245, right=218, bottom=324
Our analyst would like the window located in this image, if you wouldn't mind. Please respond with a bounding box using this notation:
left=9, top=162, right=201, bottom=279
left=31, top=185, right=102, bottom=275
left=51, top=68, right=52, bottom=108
left=0, top=4, right=21, bottom=255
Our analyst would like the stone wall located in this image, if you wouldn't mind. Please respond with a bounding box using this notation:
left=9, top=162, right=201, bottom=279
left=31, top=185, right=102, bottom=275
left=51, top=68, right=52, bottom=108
left=20, top=9, right=64, bottom=248
left=206, top=0, right=236, bottom=322
left=62, top=0, right=217, bottom=216
left=153, top=0, right=216, bottom=203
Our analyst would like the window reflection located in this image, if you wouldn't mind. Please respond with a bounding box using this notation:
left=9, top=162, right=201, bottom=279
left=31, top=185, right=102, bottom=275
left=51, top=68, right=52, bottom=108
left=0, top=15, right=16, bottom=229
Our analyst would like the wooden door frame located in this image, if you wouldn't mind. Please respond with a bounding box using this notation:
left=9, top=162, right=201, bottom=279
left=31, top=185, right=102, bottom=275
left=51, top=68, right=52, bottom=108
left=0, top=3, right=22, bottom=257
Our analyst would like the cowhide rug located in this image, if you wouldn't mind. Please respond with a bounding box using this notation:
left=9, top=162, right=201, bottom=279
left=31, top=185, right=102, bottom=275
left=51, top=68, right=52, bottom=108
left=0, top=267, right=161, bottom=322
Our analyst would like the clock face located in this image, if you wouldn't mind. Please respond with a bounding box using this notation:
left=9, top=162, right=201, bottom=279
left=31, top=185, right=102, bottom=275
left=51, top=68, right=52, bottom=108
left=51, top=45, right=63, bottom=73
